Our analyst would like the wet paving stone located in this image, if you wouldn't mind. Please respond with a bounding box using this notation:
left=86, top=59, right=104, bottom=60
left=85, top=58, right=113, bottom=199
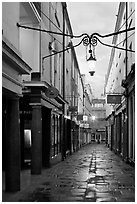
left=85, top=192, right=95, bottom=199
left=25, top=187, right=51, bottom=202
left=112, top=189, right=122, bottom=196
left=66, top=196, right=84, bottom=202
left=84, top=197, right=96, bottom=202
left=116, top=197, right=135, bottom=202
left=87, top=184, right=96, bottom=191
left=95, top=186, right=109, bottom=192
left=3, top=144, right=135, bottom=202
left=96, top=197, right=117, bottom=202
left=87, top=178, right=96, bottom=184
left=96, top=192, right=112, bottom=198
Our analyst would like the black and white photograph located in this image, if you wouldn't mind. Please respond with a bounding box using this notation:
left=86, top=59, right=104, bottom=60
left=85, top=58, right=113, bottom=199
left=2, top=1, right=135, bottom=202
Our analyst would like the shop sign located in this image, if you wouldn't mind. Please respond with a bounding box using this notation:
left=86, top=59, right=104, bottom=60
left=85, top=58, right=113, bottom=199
left=92, top=99, right=105, bottom=104
left=77, top=115, right=88, bottom=121
left=77, top=114, right=83, bottom=121
left=45, top=86, right=59, bottom=98
left=107, top=94, right=122, bottom=104
left=83, top=115, right=88, bottom=121
left=84, top=123, right=89, bottom=128
left=69, top=106, right=78, bottom=112
left=96, top=128, right=105, bottom=132
left=80, top=123, right=84, bottom=128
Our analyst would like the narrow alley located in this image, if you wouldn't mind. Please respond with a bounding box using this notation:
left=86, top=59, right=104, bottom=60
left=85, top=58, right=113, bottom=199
left=2, top=2, right=135, bottom=202
left=3, top=143, right=135, bottom=202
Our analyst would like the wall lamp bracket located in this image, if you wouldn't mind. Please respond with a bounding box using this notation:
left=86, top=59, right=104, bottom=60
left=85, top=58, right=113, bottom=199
left=17, top=22, right=135, bottom=64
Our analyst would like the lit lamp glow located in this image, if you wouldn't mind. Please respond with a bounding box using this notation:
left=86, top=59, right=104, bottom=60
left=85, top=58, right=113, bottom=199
left=83, top=115, right=88, bottom=121
left=91, top=115, right=96, bottom=121
left=87, top=50, right=96, bottom=76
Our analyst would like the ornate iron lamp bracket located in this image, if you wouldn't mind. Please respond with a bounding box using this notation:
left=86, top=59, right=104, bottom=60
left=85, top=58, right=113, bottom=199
left=82, top=34, right=98, bottom=47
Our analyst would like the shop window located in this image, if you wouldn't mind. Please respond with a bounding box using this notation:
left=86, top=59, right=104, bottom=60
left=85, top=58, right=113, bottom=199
left=54, top=115, right=58, bottom=155
left=129, top=19, right=133, bottom=28
left=129, top=43, right=133, bottom=63
left=55, top=12, right=60, bottom=27
left=50, top=40, right=59, bottom=87
left=119, top=53, right=121, bottom=58
left=123, top=39, right=126, bottom=47
left=123, top=57, right=126, bottom=64
left=59, top=54, right=62, bottom=94
left=129, top=42, right=132, bottom=50
left=95, top=104, right=103, bottom=108
left=51, top=115, right=55, bottom=157
left=51, top=114, right=61, bottom=157
left=24, top=129, right=31, bottom=165
left=51, top=40, right=55, bottom=86
left=58, top=116, right=61, bottom=152
left=24, top=129, right=31, bottom=148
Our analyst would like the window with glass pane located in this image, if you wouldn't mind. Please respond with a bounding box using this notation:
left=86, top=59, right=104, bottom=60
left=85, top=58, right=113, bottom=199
left=54, top=115, right=58, bottom=155
left=59, top=116, right=62, bottom=153
left=51, top=114, right=55, bottom=157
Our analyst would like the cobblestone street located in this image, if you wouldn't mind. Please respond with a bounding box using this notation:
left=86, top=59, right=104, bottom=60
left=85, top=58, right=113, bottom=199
left=3, top=143, right=135, bottom=202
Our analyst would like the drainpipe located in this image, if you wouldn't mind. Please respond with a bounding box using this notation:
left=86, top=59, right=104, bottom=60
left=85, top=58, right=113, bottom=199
left=63, top=3, right=66, bottom=104
left=62, top=2, right=66, bottom=160
left=39, top=4, right=41, bottom=74
left=125, top=2, right=129, bottom=162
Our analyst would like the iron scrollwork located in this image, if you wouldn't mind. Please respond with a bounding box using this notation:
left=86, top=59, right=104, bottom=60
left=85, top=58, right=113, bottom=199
left=83, top=36, right=90, bottom=46
left=82, top=35, right=98, bottom=47
left=90, top=36, right=98, bottom=46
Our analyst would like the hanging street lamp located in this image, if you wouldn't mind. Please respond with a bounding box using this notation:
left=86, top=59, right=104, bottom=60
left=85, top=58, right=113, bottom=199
left=82, top=34, right=98, bottom=76
left=17, top=23, right=135, bottom=77
left=87, top=51, right=96, bottom=76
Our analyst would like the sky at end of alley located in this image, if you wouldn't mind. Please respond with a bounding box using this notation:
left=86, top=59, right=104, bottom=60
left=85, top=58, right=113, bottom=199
left=67, top=2, right=119, bottom=98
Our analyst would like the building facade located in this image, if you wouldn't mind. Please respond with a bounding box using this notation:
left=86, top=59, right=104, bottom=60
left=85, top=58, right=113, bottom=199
left=90, top=99, right=106, bottom=142
left=104, top=2, right=135, bottom=164
left=2, top=2, right=93, bottom=192
left=2, top=2, right=32, bottom=191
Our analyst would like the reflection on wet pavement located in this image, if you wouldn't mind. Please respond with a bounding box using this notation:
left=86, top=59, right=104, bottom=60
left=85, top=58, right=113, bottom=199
left=17, top=144, right=134, bottom=202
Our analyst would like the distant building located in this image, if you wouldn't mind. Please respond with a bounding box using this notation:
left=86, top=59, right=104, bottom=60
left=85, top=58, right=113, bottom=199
left=90, top=99, right=106, bottom=142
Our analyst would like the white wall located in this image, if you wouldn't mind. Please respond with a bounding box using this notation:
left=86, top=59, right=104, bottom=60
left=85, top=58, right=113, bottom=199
left=20, top=28, right=40, bottom=72
left=2, top=2, right=20, bottom=50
